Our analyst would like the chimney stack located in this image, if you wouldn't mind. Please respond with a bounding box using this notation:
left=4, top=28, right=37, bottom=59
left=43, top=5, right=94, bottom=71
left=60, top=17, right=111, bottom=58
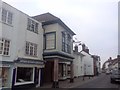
left=86, top=49, right=89, bottom=54
left=82, top=44, right=85, bottom=51
left=74, top=45, right=78, bottom=52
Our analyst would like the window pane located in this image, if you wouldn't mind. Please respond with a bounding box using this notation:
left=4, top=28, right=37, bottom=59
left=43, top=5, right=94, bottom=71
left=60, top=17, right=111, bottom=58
left=46, top=33, right=55, bottom=49
left=46, top=40, right=55, bottom=49
left=25, top=42, right=29, bottom=55
left=0, top=39, right=3, bottom=54
left=34, top=44, right=37, bottom=56
left=35, top=23, right=38, bottom=33
left=27, top=18, right=38, bottom=33
left=25, top=42, right=37, bottom=56
left=27, top=18, right=31, bottom=30
left=3, top=40, right=10, bottom=55
left=2, top=9, right=7, bottom=23
left=7, top=12, right=13, bottom=24
left=16, top=67, right=33, bottom=83
left=2, top=67, right=9, bottom=87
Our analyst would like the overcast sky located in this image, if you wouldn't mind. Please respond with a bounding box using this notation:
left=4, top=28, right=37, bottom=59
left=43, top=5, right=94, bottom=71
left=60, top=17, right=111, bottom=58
left=2, top=0, right=119, bottom=66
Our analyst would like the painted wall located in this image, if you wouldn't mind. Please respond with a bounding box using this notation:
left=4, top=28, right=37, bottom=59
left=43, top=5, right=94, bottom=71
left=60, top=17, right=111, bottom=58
left=1, top=2, right=43, bottom=62
left=73, top=52, right=84, bottom=77
left=1, top=1, right=44, bottom=88
left=81, top=51, right=94, bottom=76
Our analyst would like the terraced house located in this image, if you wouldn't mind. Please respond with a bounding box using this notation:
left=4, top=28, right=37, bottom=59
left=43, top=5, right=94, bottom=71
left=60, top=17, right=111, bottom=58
left=33, top=13, right=76, bottom=88
left=0, top=1, right=44, bottom=89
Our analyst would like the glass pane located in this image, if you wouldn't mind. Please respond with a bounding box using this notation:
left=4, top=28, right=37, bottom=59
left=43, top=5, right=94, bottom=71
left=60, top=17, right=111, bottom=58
left=7, top=12, right=13, bottom=24
left=2, top=9, right=7, bottom=23
left=2, top=67, right=9, bottom=87
left=16, top=67, right=33, bottom=83
left=46, top=33, right=55, bottom=49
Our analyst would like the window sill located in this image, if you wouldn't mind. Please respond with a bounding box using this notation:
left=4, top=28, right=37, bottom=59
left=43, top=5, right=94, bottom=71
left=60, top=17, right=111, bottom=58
left=0, top=54, right=10, bottom=57
left=15, top=81, right=34, bottom=86
left=25, top=54, right=38, bottom=58
left=27, top=28, right=38, bottom=34
left=1, top=21, right=13, bottom=27
left=44, top=48, right=56, bottom=50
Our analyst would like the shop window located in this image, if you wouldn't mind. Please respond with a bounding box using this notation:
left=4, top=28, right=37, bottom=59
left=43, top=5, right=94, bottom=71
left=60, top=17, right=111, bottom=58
left=16, top=67, right=34, bottom=84
left=0, top=67, right=9, bottom=87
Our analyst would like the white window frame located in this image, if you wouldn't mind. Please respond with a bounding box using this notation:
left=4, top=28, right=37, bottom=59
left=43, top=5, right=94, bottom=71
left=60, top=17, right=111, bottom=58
left=1, top=8, right=13, bottom=25
left=45, top=32, right=56, bottom=50
left=25, top=41, right=38, bottom=57
left=15, top=67, right=35, bottom=86
left=0, top=38, right=10, bottom=56
left=27, top=18, right=38, bottom=33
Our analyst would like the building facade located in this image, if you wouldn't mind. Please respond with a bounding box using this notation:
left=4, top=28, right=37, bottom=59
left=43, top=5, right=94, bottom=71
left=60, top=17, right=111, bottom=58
left=73, top=45, right=85, bottom=77
left=92, top=55, right=101, bottom=76
left=33, top=13, right=75, bottom=88
left=0, top=1, right=44, bottom=89
left=80, top=44, right=94, bottom=76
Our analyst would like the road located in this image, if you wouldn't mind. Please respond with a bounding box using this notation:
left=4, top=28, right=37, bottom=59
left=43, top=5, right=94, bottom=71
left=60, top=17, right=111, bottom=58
left=76, top=73, right=120, bottom=88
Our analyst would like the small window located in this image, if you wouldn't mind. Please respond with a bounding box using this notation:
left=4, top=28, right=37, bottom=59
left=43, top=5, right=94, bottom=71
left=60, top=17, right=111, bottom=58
left=25, top=41, right=37, bottom=57
left=0, top=67, right=9, bottom=87
left=27, top=18, right=38, bottom=33
left=45, top=32, right=56, bottom=49
left=0, top=38, right=10, bottom=56
left=2, top=8, right=13, bottom=25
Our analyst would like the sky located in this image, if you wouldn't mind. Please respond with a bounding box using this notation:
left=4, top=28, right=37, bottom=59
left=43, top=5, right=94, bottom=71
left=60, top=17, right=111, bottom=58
left=2, top=0, right=119, bottom=67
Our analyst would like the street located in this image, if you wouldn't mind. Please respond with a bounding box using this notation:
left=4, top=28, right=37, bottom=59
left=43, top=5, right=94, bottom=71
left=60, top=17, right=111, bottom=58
left=76, top=73, right=120, bottom=88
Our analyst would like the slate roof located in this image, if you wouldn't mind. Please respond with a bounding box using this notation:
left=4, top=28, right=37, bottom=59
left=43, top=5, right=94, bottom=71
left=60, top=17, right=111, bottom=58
left=32, top=12, right=76, bottom=35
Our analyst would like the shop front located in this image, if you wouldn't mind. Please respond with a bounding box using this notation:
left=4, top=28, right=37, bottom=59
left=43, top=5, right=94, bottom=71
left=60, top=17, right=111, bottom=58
left=0, top=62, right=13, bottom=89
left=12, top=58, right=44, bottom=89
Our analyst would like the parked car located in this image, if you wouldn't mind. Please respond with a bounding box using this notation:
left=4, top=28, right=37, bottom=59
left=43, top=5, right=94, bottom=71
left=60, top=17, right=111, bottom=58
left=110, top=69, right=120, bottom=83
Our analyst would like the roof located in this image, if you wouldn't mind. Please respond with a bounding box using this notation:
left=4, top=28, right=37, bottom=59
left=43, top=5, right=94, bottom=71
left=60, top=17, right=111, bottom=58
left=73, top=50, right=85, bottom=56
left=33, top=12, right=59, bottom=22
left=80, top=50, right=92, bottom=56
left=32, top=13, right=76, bottom=35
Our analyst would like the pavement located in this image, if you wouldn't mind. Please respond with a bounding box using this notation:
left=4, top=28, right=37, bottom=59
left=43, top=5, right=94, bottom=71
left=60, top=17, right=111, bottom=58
left=38, top=75, right=99, bottom=88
